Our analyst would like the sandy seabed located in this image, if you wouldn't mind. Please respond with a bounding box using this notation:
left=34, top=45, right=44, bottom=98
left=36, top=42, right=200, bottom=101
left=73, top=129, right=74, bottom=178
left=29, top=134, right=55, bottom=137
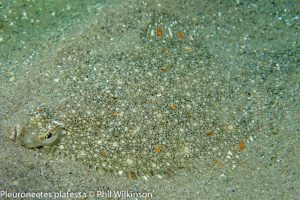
left=0, top=0, right=299, bottom=199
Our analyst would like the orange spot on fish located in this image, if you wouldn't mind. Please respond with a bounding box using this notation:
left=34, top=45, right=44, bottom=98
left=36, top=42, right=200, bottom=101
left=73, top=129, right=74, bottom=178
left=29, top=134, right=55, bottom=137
left=156, top=27, right=163, bottom=37
left=177, top=31, right=184, bottom=40
left=155, top=146, right=161, bottom=154
left=238, top=141, right=246, bottom=151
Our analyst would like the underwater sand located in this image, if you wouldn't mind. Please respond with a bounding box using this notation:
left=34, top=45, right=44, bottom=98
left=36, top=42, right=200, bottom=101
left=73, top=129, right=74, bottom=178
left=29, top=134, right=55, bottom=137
left=0, top=0, right=299, bottom=199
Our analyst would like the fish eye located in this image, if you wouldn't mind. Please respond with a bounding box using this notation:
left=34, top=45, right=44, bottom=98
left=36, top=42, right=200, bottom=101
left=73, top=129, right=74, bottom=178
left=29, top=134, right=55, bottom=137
left=47, top=132, right=53, bottom=139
